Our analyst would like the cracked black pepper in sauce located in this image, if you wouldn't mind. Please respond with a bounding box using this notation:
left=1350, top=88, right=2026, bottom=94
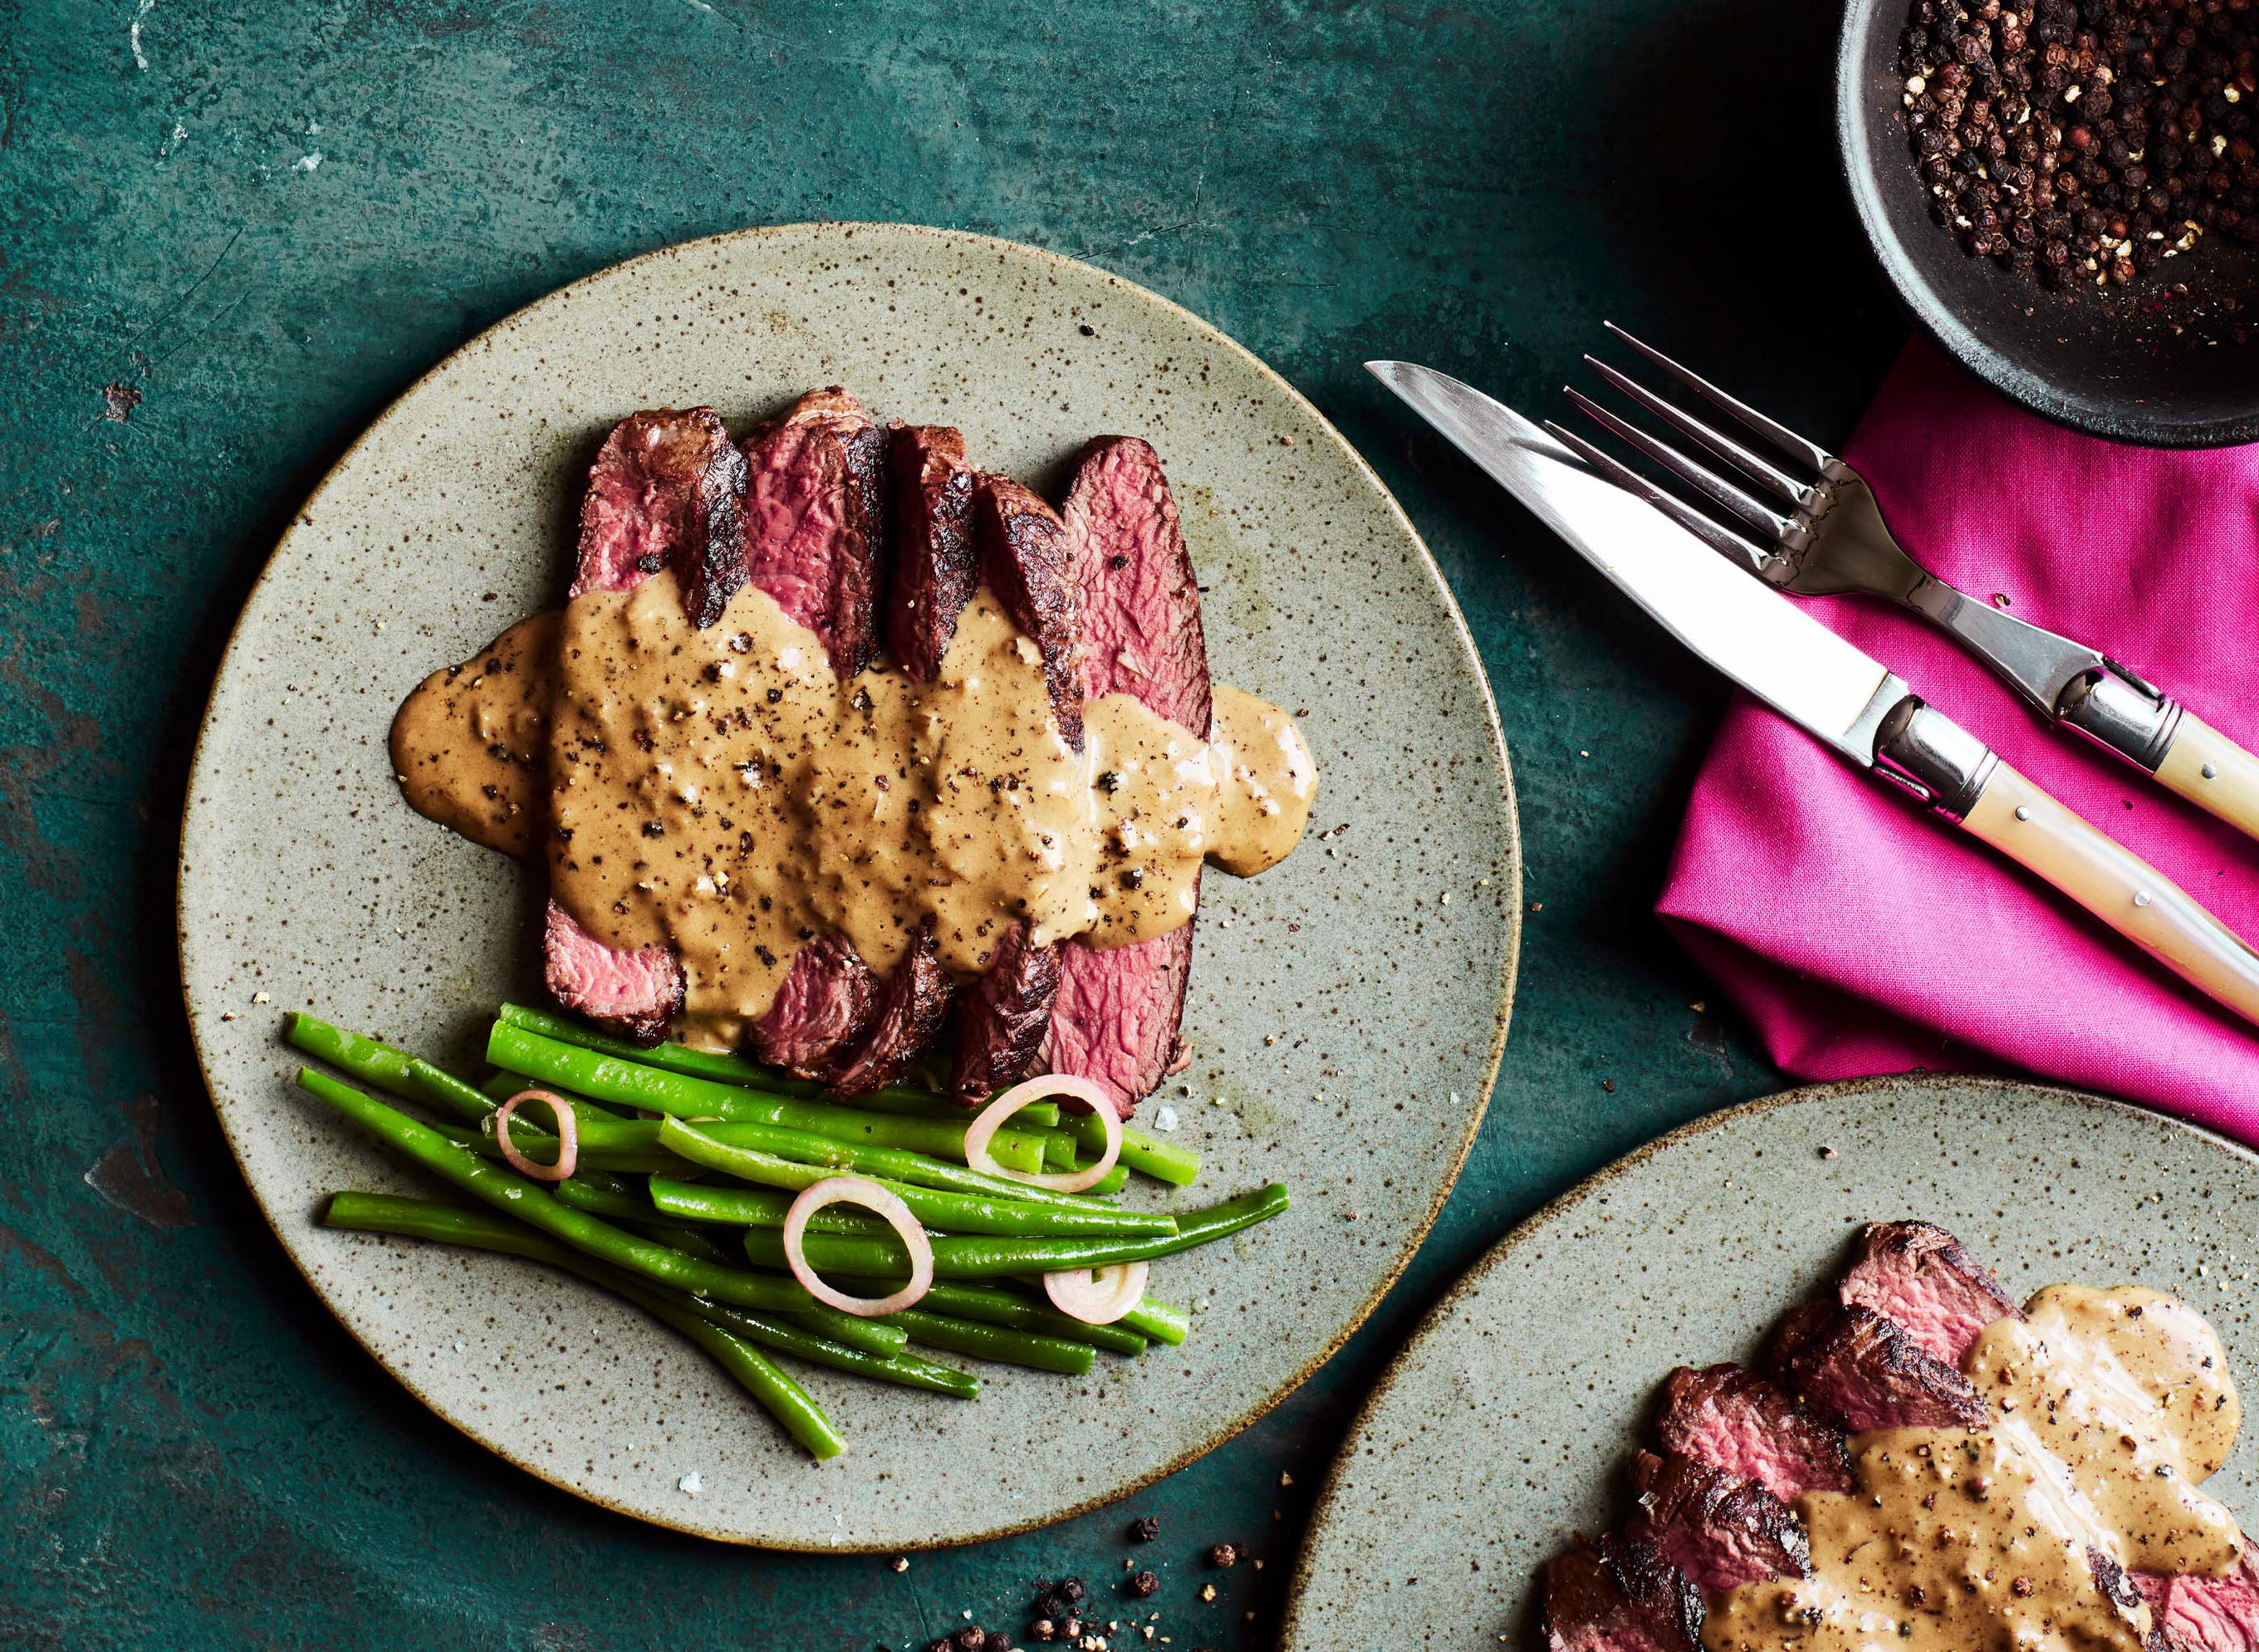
left=390, top=572, right=1316, bottom=1049
left=1704, top=1284, right=2242, bottom=1652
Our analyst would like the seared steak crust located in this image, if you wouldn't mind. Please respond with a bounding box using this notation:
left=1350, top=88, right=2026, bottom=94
left=571, top=407, right=745, bottom=603
left=1653, top=1365, right=1851, bottom=1502
left=739, top=387, right=884, bottom=671
left=946, top=923, right=1061, bottom=1104
left=884, top=424, right=976, bottom=682
left=1042, top=438, right=1212, bottom=1118
left=1769, top=1302, right=1989, bottom=1432
left=1626, top=1450, right=1810, bottom=1596
left=747, top=933, right=878, bottom=1077
left=823, top=925, right=953, bottom=1096
left=974, top=474, right=1085, bottom=748
left=1838, top=1220, right=2023, bottom=1367
left=1541, top=1534, right=1704, bottom=1652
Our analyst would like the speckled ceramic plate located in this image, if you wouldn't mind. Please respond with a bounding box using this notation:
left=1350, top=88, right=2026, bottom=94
left=1280, top=1076, right=2259, bottom=1649
left=176, top=223, right=1517, bottom=1550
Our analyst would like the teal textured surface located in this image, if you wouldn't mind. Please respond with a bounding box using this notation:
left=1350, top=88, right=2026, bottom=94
left=0, top=0, right=1903, bottom=1645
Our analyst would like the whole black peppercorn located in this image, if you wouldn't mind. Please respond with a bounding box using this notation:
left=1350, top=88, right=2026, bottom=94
left=1130, top=1515, right=1160, bottom=1542
left=1029, top=1622, right=1056, bottom=1645
left=1036, top=1594, right=1068, bottom=1620
left=1129, top=1571, right=1160, bottom=1598
left=1059, top=1620, right=1084, bottom=1641
left=1206, top=1542, right=1240, bottom=1568
left=955, top=1629, right=988, bottom=1652
left=1059, top=1579, right=1087, bottom=1605
left=929, top=1640, right=953, bottom=1652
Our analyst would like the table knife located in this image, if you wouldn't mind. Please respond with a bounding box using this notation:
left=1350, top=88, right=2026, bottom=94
left=1370, top=359, right=2259, bottom=1031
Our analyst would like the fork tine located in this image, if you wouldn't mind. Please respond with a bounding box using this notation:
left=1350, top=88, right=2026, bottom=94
left=1585, top=357, right=1810, bottom=510
left=1543, top=417, right=1774, bottom=579
left=1564, top=387, right=1795, bottom=547
left=1603, top=321, right=1837, bottom=476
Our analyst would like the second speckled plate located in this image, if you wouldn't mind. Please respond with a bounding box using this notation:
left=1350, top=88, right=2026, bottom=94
left=176, top=224, right=1518, bottom=1549
left=1280, top=1076, right=2259, bottom=1648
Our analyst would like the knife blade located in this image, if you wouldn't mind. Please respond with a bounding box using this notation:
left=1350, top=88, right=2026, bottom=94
left=1365, top=359, right=1909, bottom=767
left=1369, top=357, right=2259, bottom=1034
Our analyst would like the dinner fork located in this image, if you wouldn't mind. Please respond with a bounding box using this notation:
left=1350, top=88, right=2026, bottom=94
left=1546, top=323, right=2259, bottom=846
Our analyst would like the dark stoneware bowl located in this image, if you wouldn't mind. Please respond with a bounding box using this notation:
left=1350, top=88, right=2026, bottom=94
left=1839, top=0, right=2259, bottom=448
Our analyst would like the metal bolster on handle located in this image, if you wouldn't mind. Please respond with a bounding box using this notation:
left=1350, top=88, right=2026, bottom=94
left=2056, top=664, right=2183, bottom=772
left=1871, top=698, right=2000, bottom=822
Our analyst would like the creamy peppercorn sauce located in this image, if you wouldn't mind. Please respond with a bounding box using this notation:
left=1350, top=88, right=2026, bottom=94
left=1705, top=1284, right=2244, bottom=1652
left=389, top=571, right=1316, bottom=1051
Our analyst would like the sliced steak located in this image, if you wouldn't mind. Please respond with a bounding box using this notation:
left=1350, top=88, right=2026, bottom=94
left=946, top=922, right=1061, bottom=1104
left=1838, top=1221, right=2022, bottom=1366
left=739, top=387, right=885, bottom=670
left=570, top=407, right=745, bottom=602
left=2145, top=1551, right=2259, bottom=1652
left=1540, top=1534, right=1704, bottom=1652
left=884, top=424, right=976, bottom=682
left=1653, top=1365, right=1852, bottom=1502
left=974, top=474, right=1085, bottom=748
left=746, top=933, right=879, bottom=1077
left=823, top=925, right=953, bottom=1096
left=1042, top=438, right=1212, bottom=1118
left=1625, top=1450, right=1809, bottom=1596
left=546, top=409, right=740, bottom=1041
left=541, top=900, right=684, bottom=1046
left=1770, top=1302, right=1989, bottom=1433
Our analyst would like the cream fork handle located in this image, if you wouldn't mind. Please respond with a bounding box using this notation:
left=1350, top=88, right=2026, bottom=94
left=1961, top=759, right=2259, bottom=1027
left=2154, top=711, right=2259, bottom=845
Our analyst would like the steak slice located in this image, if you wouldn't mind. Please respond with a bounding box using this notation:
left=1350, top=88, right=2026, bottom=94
left=946, top=922, right=1061, bottom=1104
left=746, top=933, right=879, bottom=1077
left=738, top=387, right=885, bottom=670
left=570, top=408, right=745, bottom=601
left=1540, top=1533, right=1704, bottom=1652
left=1838, top=1221, right=2022, bottom=1366
left=1042, top=438, right=1213, bottom=1119
left=1625, top=1450, right=1809, bottom=1596
left=1653, top=1365, right=1851, bottom=1502
left=884, top=424, right=976, bottom=682
left=2144, top=1551, right=2259, bottom=1652
left=1769, top=1302, right=1989, bottom=1432
left=546, top=409, right=739, bottom=1042
left=974, top=474, right=1085, bottom=747
left=823, top=925, right=953, bottom=1097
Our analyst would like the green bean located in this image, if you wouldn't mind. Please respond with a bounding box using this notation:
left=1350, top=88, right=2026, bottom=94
left=479, top=1070, right=638, bottom=1121
left=330, top=1194, right=939, bottom=1385
left=654, top=1120, right=1177, bottom=1238
left=1071, top=1111, right=1203, bottom=1187
left=488, top=1023, right=1048, bottom=1173
left=285, top=1013, right=495, bottom=1125
left=1116, top=1296, right=1192, bottom=1346
left=551, top=1175, right=659, bottom=1221
left=1038, top=1129, right=1080, bottom=1171
left=886, top=1279, right=1150, bottom=1356
left=495, top=1002, right=959, bottom=1109
left=642, top=1178, right=899, bottom=1236
left=318, top=1192, right=841, bottom=1458
left=886, top=1309, right=1095, bottom=1375
left=686, top=1298, right=976, bottom=1400
left=740, top=1183, right=1290, bottom=1280
left=296, top=1068, right=817, bottom=1312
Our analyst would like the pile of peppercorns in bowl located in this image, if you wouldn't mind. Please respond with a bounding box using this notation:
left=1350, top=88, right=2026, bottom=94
left=1898, top=0, right=2259, bottom=292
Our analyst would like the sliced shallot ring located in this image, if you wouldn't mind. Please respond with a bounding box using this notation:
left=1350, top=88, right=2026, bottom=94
left=783, top=1176, right=933, bottom=1317
left=964, top=1074, right=1121, bottom=1193
left=493, top=1088, right=578, bottom=1182
left=1043, top=1261, right=1150, bottom=1325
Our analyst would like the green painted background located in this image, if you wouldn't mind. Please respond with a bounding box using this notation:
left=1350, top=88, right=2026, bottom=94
left=0, top=0, right=1909, bottom=1645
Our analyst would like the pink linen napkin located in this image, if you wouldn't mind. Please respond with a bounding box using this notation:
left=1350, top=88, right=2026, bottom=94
left=1656, top=337, right=2259, bottom=1138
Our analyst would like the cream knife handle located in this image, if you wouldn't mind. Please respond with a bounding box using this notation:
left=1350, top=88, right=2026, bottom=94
left=1962, top=759, right=2259, bottom=1027
left=2154, top=710, right=2259, bottom=842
